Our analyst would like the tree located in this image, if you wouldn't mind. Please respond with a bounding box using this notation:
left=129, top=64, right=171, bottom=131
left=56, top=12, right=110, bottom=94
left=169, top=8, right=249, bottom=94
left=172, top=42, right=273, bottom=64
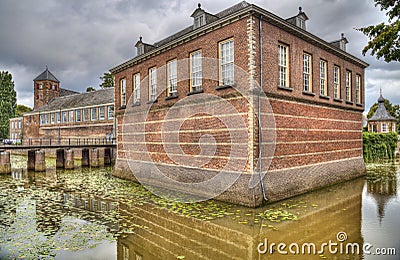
left=99, top=72, right=114, bottom=89
left=367, top=98, right=400, bottom=132
left=358, top=0, right=400, bottom=62
left=0, top=71, right=17, bottom=139
left=15, top=104, right=32, bottom=117
left=86, top=86, right=96, bottom=92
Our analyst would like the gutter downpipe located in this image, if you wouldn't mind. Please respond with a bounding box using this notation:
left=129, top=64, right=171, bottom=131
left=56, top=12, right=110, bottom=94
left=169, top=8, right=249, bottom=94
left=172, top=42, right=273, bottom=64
left=258, top=15, right=268, bottom=202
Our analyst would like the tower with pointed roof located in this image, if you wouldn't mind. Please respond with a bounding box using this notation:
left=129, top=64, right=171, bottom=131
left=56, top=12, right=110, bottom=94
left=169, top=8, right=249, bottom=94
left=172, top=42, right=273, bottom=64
left=33, top=67, right=61, bottom=110
left=368, top=90, right=397, bottom=133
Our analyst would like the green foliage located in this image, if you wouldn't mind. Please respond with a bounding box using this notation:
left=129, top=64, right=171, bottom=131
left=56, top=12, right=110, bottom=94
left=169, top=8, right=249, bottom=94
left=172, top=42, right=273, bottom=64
left=0, top=71, right=17, bottom=139
left=363, top=132, right=398, bottom=162
left=367, top=98, right=400, bottom=132
left=15, top=104, right=32, bottom=117
left=86, top=86, right=96, bottom=92
left=358, top=0, right=400, bottom=62
left=99, top=72, right=114, bottom=89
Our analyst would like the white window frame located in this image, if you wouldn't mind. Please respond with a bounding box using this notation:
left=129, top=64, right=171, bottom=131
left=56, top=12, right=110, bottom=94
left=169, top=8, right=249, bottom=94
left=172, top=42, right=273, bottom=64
left=56, top=112, right=60, bottom=124
left=76, top=109, right=81, bottom=122
left=219, top=39, right=234, bottom=86
left=346, top=71, right=352, bottom=101
left=190, top=50, right=202, bottom=92
left=278, top=43, right=289, bottom=87
left=120, top=78, right=126, bottom=107
left=149, top=67, right=157, bottom=101
left=133, top=73, right=140, bottom=103
left=382, top=123, right=388, bottom=133
left=62, top=111, right=67, bottom=123
left=90, top=107, right=97, bottom=121
left=108, top=105, right=114, bottom=119
left=333, top=66, right=340, bottom=99
left=356, top=74, right=361, bottom=104
left=83, top=108, right=89, bottom=122
left=303, top=53, right=312, bottom=92
left=51, top=113, right=55, bottom=124
left=98, top=106, right=105, bottom=120
left=44, top=114, right=48, bottom=124
left=167, top=60, right=177, bottom=97
left=69, top=110, right=74, bottom=123
left=320, top=60, right=327, bottom=96
left=194, top=14, right=205, bottom=29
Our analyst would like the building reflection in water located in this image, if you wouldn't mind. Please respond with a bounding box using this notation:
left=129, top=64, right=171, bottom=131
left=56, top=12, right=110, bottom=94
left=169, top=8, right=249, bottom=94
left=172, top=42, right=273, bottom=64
left=366, top=167, right=397, bottom=222
left=116, top=177, right=365, bottom=260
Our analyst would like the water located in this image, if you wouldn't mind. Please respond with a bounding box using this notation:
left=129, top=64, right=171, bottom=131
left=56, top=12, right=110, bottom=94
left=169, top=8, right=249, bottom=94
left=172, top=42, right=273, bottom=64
left=0, top=155, right=399, bottom=259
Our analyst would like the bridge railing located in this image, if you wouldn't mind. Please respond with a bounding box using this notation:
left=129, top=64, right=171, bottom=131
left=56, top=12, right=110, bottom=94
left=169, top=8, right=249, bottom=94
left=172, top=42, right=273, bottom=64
left=19, top=137, right=117, bottom=147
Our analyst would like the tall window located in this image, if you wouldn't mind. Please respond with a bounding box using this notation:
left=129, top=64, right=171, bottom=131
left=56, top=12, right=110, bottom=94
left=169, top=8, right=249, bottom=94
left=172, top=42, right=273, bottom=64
left=320, top=60, right=327, bottom=96
left=278, top=44, right=289, bottom=87
left=39, top=115, right=44, bottom=125
left=62, top=111, right=67, bottom=123
left=356, top=74, right=361, bottom=104
left=133, top=73, right=140, bottom=103
left=149, top=67, right=157, bottom=101
left=56, top=112, right=61, bottom=124
left=190, top=50, right=202, bottom=92
left=90, top=107, right=97, bottom=121
left=99, top=106, right=105, bottom=120
left=219, top=39, right=234, bottom=86
left=44, top=114, right=49, bottom=124
left=346, top=71, right=352, bottom=101
left=76, top=109, right=81, bottom=122
left=83, top=108, right=89, bottom=122
left=51, top=113, right=55, bottom=124
left=303, top=53, right=312, bottom=92
left=167, top=60, right=177, bottom=97
left=120, top=78, right=126, bottom=106
left=333, top=66, right=340, bottom=99
left=69, top=110, right=74, bottom=122
left=382, top=123, right=388, bottom=133
left=108, top=105, right=114, bottom=119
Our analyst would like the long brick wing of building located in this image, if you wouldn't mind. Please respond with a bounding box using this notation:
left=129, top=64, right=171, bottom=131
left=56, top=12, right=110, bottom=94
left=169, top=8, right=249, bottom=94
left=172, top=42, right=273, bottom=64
left=111, top=1, right=368, bottom=207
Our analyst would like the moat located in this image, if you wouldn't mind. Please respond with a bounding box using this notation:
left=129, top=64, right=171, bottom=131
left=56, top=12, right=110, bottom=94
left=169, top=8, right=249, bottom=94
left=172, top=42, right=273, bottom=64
left=0, top=155, right=398, bottom=259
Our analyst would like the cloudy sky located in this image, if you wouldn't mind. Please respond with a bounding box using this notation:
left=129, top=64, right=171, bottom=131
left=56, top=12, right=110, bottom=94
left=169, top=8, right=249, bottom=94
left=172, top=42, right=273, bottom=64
left=0, top=0, right=398, bottom=112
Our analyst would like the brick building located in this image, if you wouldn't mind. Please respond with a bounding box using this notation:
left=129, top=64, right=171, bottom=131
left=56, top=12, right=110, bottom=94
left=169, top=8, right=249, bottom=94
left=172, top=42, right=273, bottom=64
left=22, top=68, right=115, bottom=142
left=111, top=2, right=368, bottom=207
left=368, top=92, right=397, bottom=133
left=9, top=117, right=23, bottom=141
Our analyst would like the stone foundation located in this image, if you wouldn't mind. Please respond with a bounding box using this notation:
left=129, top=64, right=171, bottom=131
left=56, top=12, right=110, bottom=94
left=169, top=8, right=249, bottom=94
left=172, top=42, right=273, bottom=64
left=113, top=157, right=366, bottom=207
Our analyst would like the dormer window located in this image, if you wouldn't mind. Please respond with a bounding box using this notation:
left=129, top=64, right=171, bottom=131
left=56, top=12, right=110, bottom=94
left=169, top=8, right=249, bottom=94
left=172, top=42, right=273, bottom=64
left=194, top=14, right=205, bottom=29
left=297, top=17, right=306, bottom=30
left=286, top=7, right=309, bottom=31
left=135, top=36, right=155, bottom=57
left=137, top=44, right=144, bottom=56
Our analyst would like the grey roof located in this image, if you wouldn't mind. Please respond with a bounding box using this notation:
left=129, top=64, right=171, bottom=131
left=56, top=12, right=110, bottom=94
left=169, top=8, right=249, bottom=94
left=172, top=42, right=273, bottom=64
left=60, top=88, right=79, bottom=97
left=33, top=68, right=60, bottom=83
left=154, top=1, right=250, bottom=47
left=34, top=88, right=114, bottom=112
left=369, top=94, right=396, bottom=122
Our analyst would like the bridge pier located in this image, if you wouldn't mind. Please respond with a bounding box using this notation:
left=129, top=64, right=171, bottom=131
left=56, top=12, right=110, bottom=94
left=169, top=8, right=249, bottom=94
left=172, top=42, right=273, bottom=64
left=27, top=150, right=36, bottom=170
left=0, top=151, right=11, bottom=174
left=35, top=150, right=46, bottom=172
left=82, top=148, right=90, bottom=167
left=104, top=148, right=111, bottom=165
left=56, top=149, right=65, bottom=168
left=65, top=149, right=74, bottom=169
left=91, top=148, right=99, bottom=167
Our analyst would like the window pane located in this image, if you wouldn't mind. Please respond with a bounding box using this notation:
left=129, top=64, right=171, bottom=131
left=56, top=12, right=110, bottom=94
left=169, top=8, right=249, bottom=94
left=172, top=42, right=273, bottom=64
left=220, top=40, right=234, bottom=85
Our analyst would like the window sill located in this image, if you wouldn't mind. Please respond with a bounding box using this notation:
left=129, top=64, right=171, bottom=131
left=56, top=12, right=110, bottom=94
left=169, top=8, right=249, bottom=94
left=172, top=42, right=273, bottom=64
left=319, top=95, right=330, bottom=100
left=165, top=94, right=178, bottom=100
left=333, top=98, right=343, bottom=103
left=118, top=105, right=126, bottom=110
left=345, top=100, right=354, bottom=105
left=187, top=88, right=204, bottom=96
left=278, top=86, right=293, bottom=92
left=356, top=103, right=363, bottom=107
left=146, top=99, right=158, bottom=104
left=216, top=84, right=234, bottom=90
left=302, top=91, right=315, bottom=96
